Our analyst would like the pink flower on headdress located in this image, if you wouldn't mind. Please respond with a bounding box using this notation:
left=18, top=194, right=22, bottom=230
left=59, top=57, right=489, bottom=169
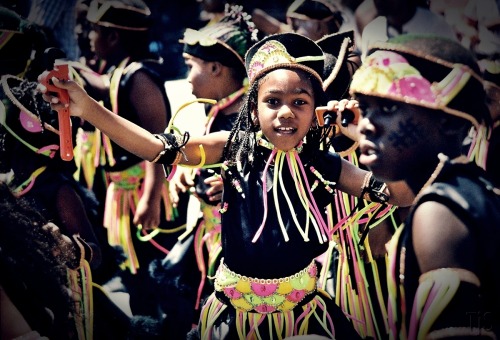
left=248, top=61, right=263, bottom=81
left=389, top=76, right=436, bottom=103
left=365, top=51, right=408, bottom=68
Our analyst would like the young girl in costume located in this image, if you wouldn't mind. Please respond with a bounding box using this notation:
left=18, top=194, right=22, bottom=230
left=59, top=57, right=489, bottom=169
left=149, top=5, right=258, bottom=338
left=351, top=34, right=500, bottom=338
left=40, top=32, right=413, bottom=339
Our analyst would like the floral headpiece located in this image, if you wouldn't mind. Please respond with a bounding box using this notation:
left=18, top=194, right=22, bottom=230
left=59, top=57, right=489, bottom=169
left=350, top=48, right=482, bottom=130
left=245, top=32, right=325, bottom=84
left=181, top=5, right=258, bottom=69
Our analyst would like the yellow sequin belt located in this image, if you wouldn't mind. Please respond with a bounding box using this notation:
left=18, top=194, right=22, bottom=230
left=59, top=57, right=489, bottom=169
left=214, top=258, right=318, bottom=314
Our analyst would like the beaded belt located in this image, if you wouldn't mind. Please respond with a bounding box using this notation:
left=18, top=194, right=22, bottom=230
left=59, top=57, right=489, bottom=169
left=214, top=258, right=318, bottom=314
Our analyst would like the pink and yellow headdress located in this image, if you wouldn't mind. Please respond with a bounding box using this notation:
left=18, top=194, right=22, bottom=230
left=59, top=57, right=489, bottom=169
left=245, top=32, right=325, bottom=84
left=349, top=42, right=486, bottom=131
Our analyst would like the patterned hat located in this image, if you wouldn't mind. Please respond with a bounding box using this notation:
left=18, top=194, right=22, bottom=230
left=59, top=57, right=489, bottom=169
left=181, top=5, right=258, bottom=70
left=86, top=0, right=151, bottom=31
left=316, top=29, right=355, bottom=99
left=350, top=35, right=489, bottom=130
left=245, top=32, right=325, bottom=84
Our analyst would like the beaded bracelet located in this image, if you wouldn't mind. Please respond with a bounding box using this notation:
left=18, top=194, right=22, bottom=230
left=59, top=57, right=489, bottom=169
left=151, top=132, right=190, bottom=165
left=361, top=172, right=389, bottom=203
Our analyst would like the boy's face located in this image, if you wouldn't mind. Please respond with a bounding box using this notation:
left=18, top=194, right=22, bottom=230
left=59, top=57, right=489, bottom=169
left=357, top=95, right=439, bottom=182
left=184, top=53, right=215, bottom=99
left=88, top=24, right=111, bottom=59
left=256, top=68, right=316, bottom=151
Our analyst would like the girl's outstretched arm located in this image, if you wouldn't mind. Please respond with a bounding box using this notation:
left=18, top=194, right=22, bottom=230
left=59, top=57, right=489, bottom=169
left=38, top=76, right=228, bottom=165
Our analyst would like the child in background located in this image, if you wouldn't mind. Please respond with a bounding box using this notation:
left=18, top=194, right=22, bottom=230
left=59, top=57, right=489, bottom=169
left=40, top=32, right=413, bottom=339
left=80, top=0, right=186, bottom=319
left=150, top=5, right=258, bottom=338
left=351, top=34, right=500, bottom=338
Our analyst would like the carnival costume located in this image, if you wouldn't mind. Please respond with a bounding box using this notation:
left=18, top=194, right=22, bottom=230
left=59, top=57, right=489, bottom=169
left=350, top=41, right=500, bottom=338
left=151, top=33, right=371, bottom=339
left=85, top=0, right=183, bottom=275
left=149, top=8, right=258, bottom=337
left=387, top=156, right=500, bottom=338
left=261, top=30, right=401, bottom=339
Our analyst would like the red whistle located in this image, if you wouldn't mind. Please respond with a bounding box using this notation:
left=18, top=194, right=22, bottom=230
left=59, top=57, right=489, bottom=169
left=40, top=62, right=73, bottom=161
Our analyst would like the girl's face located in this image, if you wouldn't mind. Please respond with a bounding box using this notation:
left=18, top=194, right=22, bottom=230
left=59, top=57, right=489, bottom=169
left=357, top=95, right=439, bottom=183
left=255, top=68, right=316, bottom=151
left=184, top=54, right=215, bottom=99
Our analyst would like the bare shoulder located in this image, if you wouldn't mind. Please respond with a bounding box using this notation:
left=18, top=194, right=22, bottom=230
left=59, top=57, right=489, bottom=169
left=412, top=201, right=475, bottom=273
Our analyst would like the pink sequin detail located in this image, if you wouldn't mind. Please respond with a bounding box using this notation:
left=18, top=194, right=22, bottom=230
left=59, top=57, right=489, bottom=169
left=254, top=304, right=277, bottom=313
left=286, top=289, right=305, bottom=302
left=308, top=265, right=317, bottom=277
left=251, top=282, right=277, bottom=297
left=223, top=287, right=242, bottom=299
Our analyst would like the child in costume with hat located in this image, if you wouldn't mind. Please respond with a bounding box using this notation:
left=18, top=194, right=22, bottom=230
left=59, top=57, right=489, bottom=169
left=40, top=32, right=414, bottom=339
left=79, top=0, right=189, bottom=318
left=351, top=34, right=500, bottom=338
left=149, top=4, right=258, bottom=338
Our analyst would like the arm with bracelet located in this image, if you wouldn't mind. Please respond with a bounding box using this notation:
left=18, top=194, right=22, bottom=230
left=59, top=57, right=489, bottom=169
left=38, top=76, right=229, bottom=168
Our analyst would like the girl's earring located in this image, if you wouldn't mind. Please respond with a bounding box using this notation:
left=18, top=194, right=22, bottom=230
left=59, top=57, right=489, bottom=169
left=310, top=118, right=319, bottom=130
left=252, top=112, right=259, bottom=127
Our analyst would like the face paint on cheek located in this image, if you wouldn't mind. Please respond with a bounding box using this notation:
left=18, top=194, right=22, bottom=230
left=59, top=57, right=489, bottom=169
left=387, top=117, right=422, bottom=151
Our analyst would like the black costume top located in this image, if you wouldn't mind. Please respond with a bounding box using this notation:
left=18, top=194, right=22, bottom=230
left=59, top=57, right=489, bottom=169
left=220, top=135, right=342, bottom=279
left=390, top=158, right=500, bottom=337
left=103, top=58, right=170, bottom=172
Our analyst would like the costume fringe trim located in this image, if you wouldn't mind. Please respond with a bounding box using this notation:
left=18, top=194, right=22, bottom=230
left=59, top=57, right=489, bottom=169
left=199, top=290, right=337, bottom=339
left=103, top=163, right=145, bottom=274
left=67, top=244, right=94, bottom=340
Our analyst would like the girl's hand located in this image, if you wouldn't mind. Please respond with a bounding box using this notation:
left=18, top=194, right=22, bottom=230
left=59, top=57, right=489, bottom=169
left=37, top=73, right=90, bottom=118
left=204, top=173, right=223, bottom=203
left=168, top=167, right=195, bottom=208
left=325, top=98, right=361, bottom=142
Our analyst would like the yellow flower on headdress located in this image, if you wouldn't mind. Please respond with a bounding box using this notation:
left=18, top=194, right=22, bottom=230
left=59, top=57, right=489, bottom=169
left=182, top=28, right=218, bottom=47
